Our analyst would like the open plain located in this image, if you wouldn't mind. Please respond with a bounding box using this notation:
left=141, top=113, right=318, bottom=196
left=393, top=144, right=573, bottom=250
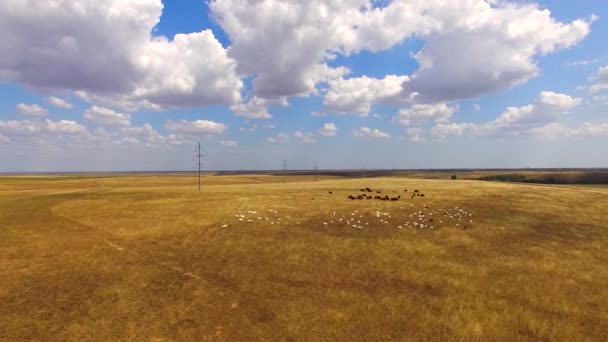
left=1, top=174, right=607, bottom=341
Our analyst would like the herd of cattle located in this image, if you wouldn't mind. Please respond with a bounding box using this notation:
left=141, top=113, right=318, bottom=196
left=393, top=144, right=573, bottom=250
left=333, top=187, right=426, bottom=201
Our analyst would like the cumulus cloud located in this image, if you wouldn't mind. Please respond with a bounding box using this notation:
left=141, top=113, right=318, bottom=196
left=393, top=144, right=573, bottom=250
left=353, top=127, right=391, bottom=139
left=0, top=119, right=87, bottom=137
left=588, top=95, right=608, bottom=106
left=589, top=66, right=608, bottom=93
left=46, top=97, right=73, bottom=109
left=566, top=58, right=600, bottom=67
left=0, top=0, right=242, bottom=111
left=16, top=104, right=48, bottom=117
left=0, top=134, right=11, bottom=143
left=294, top=131, right=317, bottom=144
left=266, top=132, right=290, bottom=144
left=83, top=106, right=131, bottom=127
left=431, top=91, right=582, bottom=139
left=220, top=140, right=238, bottom=148
left=324, top=75, right=410, bottom=115
left=406, top=128, right=426, bottom=142
left=165, top=120, right=227, bottom=136
left=402, top=3, right=593, bottom=103
left=211, top=0, right=592, bottom=103
left=431, top=122, right=477, bottom=140
left=230, top=97, right=287, bottom=119
left=395, top=103, right=457, bottom=125
left=118, top=124, right=192, bottom=146
left=318, top=123, right=338, bottom=137
left=240, top=124, right=257, bottom=132
left=569, top=122, right=608, bottom=136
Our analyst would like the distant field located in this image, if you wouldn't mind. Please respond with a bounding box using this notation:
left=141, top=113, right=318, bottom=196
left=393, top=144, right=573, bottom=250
left=1, top=174, right=607, bottom=340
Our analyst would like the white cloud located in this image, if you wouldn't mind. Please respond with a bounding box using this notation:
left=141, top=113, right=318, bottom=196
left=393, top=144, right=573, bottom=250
left=119, top=123, right=192, bottom=146
left=294, top=131, right=317, bottom=144
left=569, top=122, right=608, bottom=136
left=473, top=104, right=481, bottom=112
left=431, top=91, right=582, bottom=139
left=211, top=0, right=592, bottom=103
left=537, top=91, right=582, bottom=108
left=47, top=97, right=73, bottom=109
left=396, top=103, right=457, bottom=126
left=566, top=58, right=600, bottom=67
left=588, top=95, right=608, bottom=106
left=230, top=97, right=286, bottom=119
left=406, top=128, right=425, bottom=142
left=0, top=0, right=594, bottom=115
left=120, top=124, right=158, bottom=137
left=83, top=106, right=131, bottom=127
left=495, top=92, right=580, bottom=128
left=263, top=124, right=276, bottom=129
left=266, top=132, right=290, bottom=144
left=16, top=103, right=48, bottom=117
left=589, top=66, right=608, bottom=93
left=318, top=123, right=338, bottom=137
left=403, top=4, right=593, bottom=103
left=1, top=1, right=242, bottom=111
left=310, top=111, right=328, bottom=117
left=165, top=120, right=227, bottom=135
left=524, top=121, right=608, bottom=138
left=240, top=124, right=257, bottom=132
left=324, top=75, right=410, bottom=115
left=0, top=134, right=10, bottom=143
left=220, top=140, right=238, bottom=148
left=114, top=137, right=140, bottom=145
left=46, top=120, right=87, bottom=134
left=353, top=127, right=391, bottom=139
left=0, top=119, right=87, bottom=137
left=431, top=122, right=477, bottom=140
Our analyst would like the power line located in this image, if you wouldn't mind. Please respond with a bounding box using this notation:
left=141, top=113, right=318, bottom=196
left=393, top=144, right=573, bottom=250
left=194, top=142, right=206, bottom=191
left=282, top=159, right=287, bottom=183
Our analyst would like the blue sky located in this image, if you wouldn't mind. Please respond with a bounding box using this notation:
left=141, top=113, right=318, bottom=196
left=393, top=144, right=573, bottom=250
left=1, top=0, right=607, bottom=172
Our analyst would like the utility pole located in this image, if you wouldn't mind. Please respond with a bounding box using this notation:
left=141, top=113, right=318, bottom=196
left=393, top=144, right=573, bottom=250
left=282, top=159, right=287, bottom=183
left=194, top=142, right=206, bottom=191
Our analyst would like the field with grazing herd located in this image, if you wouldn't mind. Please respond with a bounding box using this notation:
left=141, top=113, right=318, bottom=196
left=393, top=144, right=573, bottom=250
left=1, top=173, right=607, bottom=340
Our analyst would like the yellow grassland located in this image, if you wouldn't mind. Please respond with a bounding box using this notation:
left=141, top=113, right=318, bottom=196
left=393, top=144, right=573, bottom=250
left=1, top=174, right=607, bottom=340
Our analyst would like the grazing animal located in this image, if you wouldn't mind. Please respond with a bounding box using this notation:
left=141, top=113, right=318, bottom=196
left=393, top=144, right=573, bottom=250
left=421, top=194, right=426, bottom=197
left=360, top=189, right=366, bottom=192
left=348, top=195, right=355, bottom=200
left=357, top=195, right=364, bottom=200
left=391, top=197, right=399, bottom=201
left=376, top=191, right=381, bottom=194
left=365, top=188, right=372, bottom=192
left=328, top=191, right=333, bottom=194
left=414, top=190, right=419, bottom=193
left=404, top=189, right=408, bottom=192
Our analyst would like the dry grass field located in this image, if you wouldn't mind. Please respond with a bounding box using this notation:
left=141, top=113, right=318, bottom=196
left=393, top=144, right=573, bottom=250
left=1, top=174, right=608, bottom=341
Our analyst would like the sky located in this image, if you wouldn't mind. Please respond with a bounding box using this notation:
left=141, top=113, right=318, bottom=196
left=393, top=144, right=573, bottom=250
left=1, top=0, right=607, bottom=172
